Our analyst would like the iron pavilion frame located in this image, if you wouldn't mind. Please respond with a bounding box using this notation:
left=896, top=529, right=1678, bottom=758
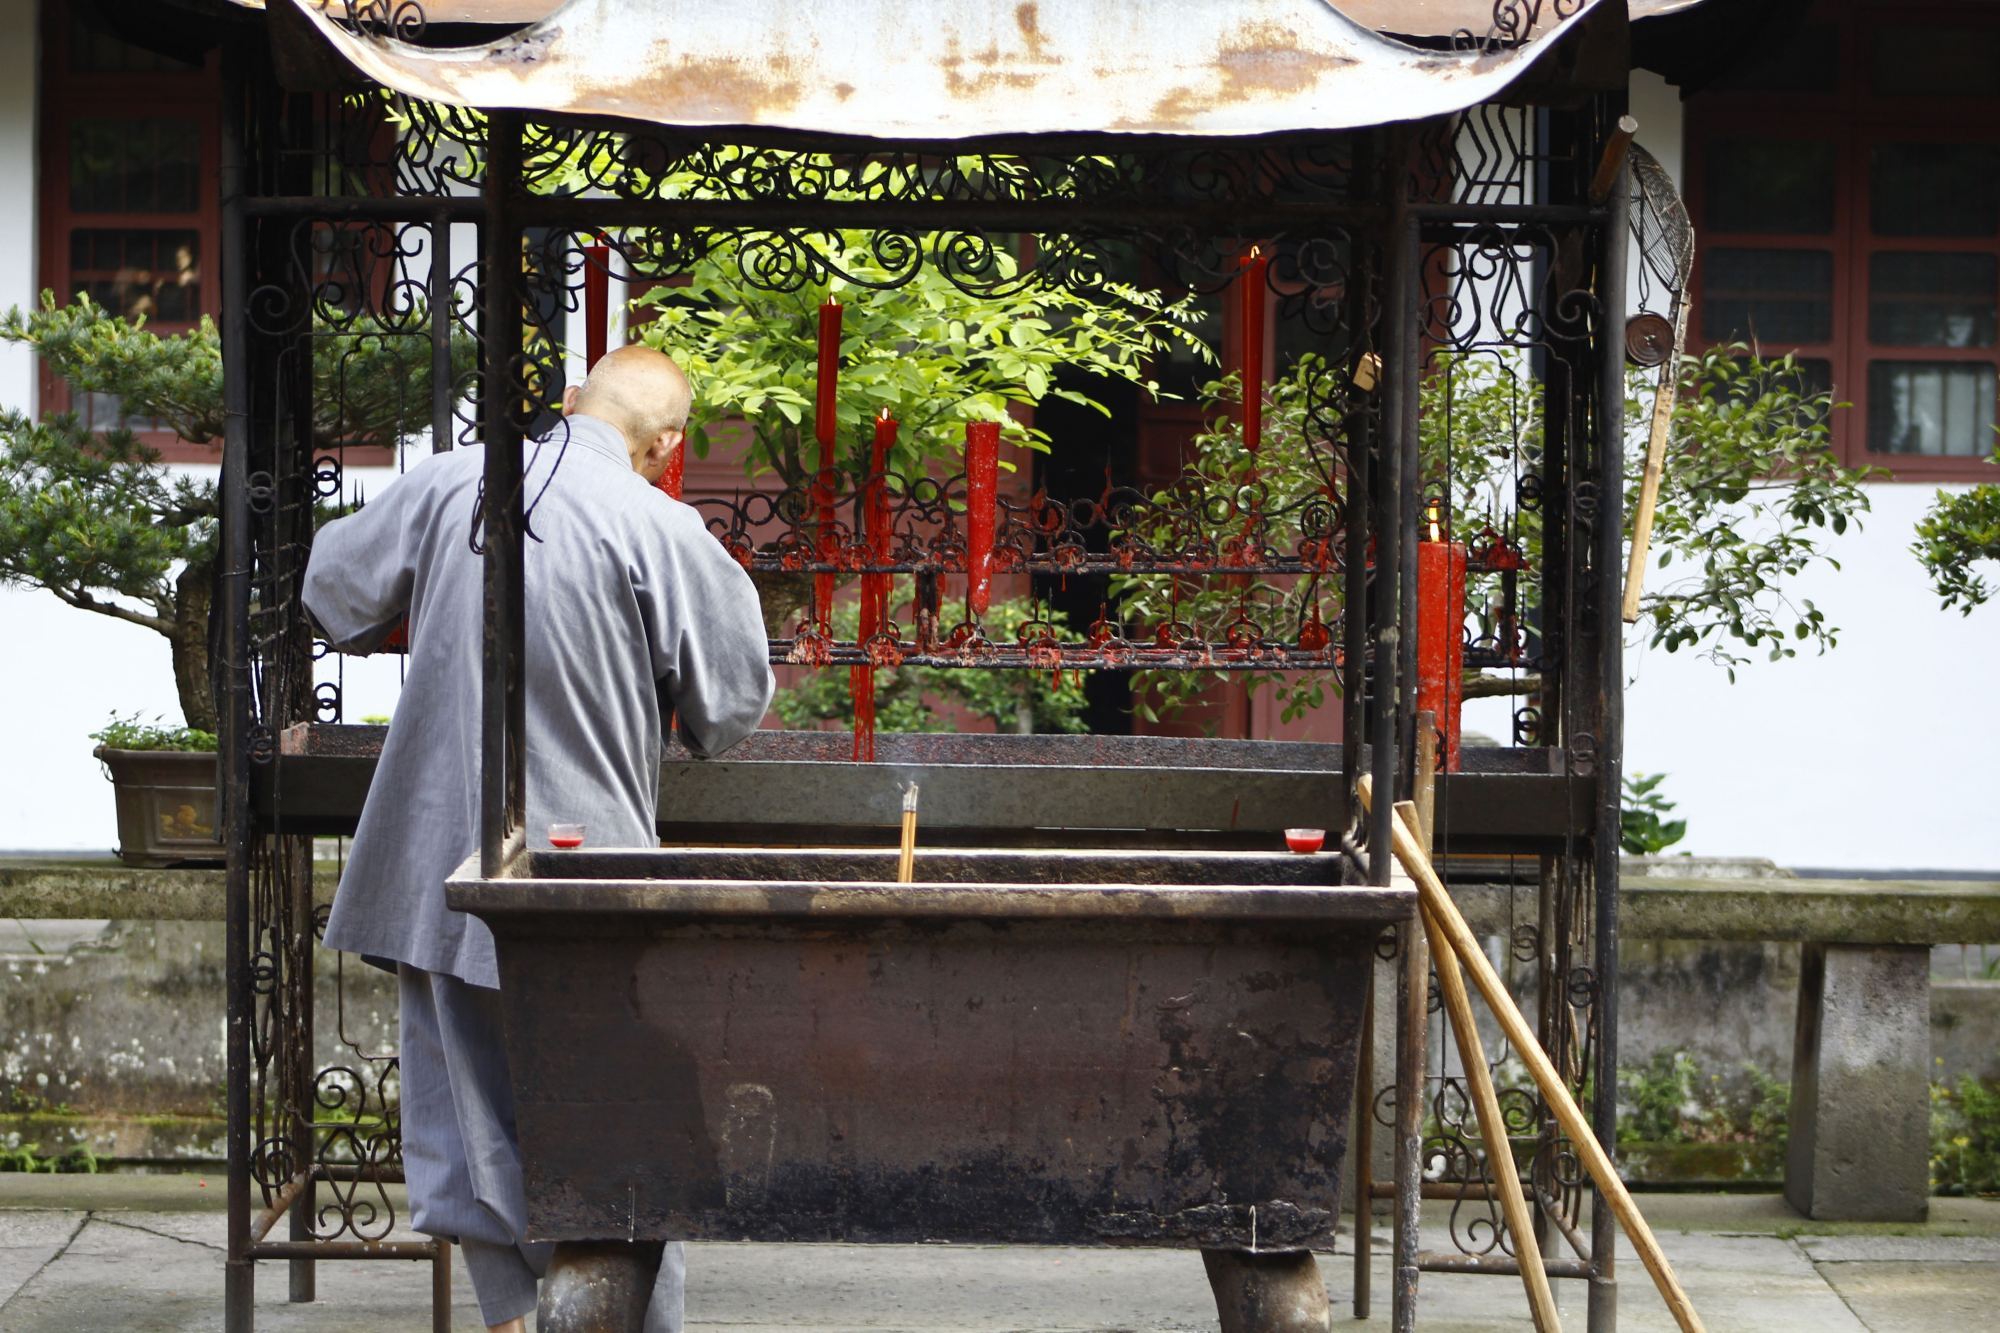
left=203, top=5, right=1637, bottom=1330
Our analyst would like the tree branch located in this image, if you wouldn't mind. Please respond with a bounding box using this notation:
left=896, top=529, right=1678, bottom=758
left=50, top=587, right=175, bottom=637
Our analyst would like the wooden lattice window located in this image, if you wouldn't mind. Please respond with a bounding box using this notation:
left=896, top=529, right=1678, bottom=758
left=1686, top=0, right=2000, bottom=479
left=37, top=0, right=222, bottom=461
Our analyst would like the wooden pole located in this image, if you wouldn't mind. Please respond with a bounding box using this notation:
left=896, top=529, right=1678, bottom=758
left=1398, top=802, right=1562, bottom=1333
left=1621, top=299, right=1688, bottom=623
left=1359, top=775, right=1705, bottom=1333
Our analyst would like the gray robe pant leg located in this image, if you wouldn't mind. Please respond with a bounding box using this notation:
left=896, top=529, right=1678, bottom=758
left=398, top=965, right=686, bottom=1330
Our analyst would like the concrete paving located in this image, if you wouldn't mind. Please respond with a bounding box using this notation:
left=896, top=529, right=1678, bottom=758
left=0, top=1176, right=1993, bottom=1331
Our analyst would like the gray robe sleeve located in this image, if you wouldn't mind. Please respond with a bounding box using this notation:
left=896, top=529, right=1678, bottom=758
left=643, top=505, right=775, bottom=760
left=301, top=460, right=429, bottom=653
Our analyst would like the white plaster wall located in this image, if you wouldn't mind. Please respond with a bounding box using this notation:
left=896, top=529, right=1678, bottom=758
left=1624, top=483, right=1998, bottom=870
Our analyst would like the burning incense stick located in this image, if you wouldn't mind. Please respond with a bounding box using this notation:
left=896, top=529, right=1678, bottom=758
left=897, top=783, right=920, bottom=884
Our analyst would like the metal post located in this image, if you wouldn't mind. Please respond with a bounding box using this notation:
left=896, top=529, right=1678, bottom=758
left=1380, top=129, right=1424, bottom=1333
left=480, top=114, right=528, bottom=877
left=219, top=36, right=256, bottom=1333
left=431, top=207, right=454, bottom=453
left=1586, top=152, right=1631, bottom=1333
left=432, top=1241, right=453, bottom=1333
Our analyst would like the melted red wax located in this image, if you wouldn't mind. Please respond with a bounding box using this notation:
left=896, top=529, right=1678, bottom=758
left=1285, top=829, right=1325, bottom=855
left=550, top=835, right=584, bottom=849
left=851, top=412, right=898, bottom=763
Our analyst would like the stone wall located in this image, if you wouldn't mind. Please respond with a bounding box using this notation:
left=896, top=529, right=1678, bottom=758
left=1, top=913, right=1992, bottom=1171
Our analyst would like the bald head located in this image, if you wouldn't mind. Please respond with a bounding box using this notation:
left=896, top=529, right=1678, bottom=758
left=563, top=345, right=691, bottom=483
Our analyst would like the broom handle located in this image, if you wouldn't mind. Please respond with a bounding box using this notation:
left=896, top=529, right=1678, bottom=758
left=1398, top=803, right=1561, bottom=1332
left=1622, top=300, right=1689, bottom=623
left=1360, top=776, right=1705, bottom=1333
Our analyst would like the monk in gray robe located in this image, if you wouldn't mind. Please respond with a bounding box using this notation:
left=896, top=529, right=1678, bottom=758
left=304, top=346, right=774, bottom=1332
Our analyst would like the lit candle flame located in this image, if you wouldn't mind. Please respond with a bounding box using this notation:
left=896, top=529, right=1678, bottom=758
left=1426, top=496, right=1444, bottom=543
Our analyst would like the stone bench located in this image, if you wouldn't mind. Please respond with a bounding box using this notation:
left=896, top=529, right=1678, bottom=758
left=1456, top=865, right=2000, bottom=1223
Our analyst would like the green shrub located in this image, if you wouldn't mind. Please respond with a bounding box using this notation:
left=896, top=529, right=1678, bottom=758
left=89, top=712, right=217, bottom=753
left=772, top=584, right=1089, bottom=735
left=1931, top=1075, right=2000, bottom=1197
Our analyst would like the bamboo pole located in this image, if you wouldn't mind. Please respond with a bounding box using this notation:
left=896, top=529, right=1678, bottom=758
left=1622, top=299, right=1689, bottom=623
left=1358, top=775, right=1705, bottom=1333
left=1398, top=801, right=1561, bottom=1333
left=897, top=783, right=919, bottom=884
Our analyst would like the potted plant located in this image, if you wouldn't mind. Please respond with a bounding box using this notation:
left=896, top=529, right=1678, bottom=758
left=0, top=294, right=461, bottom=865
left=88, top=715, right=220, bottom=868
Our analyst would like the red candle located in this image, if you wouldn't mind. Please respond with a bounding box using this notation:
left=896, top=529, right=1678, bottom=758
left=583, top=241, right=610, bottom=370
left=964, top=420, right=1000, bottom=616
left=1416, top=500, right=1469, bottom=772
left=815, top=299, right=843, bottom=463
left=1240, top=245, right=1268, bottom=453
left=866, top=410, right=897, bottom=580
left=814, top=299, right=843, bottom=619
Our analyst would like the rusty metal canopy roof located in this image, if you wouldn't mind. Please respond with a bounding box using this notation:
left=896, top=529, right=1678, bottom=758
left=290, top=0, right=1614, bottom=141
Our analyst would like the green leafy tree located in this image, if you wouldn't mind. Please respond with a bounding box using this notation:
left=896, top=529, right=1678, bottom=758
left=1914, top=462, right=2000, bottom=614
left=632, top=231, right=1208, bottom=485
left=1115, top=345, right=1874, bottom=727
left=772, top=584, right=1088, bottom=735
left=0, top=294, right=464, bottom=732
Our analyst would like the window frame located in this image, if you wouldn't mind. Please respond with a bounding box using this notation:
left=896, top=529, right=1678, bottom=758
left=1684, top=0, right=2000, bottom=480
left=37, top=0, right=223, bottom=463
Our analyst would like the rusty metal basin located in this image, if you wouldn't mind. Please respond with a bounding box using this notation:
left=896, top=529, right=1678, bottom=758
left=448, top=848, right=1412, bottom=1252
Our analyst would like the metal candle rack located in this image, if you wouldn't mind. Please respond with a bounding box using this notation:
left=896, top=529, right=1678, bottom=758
left=202, top=2, right=1654, bottom=1329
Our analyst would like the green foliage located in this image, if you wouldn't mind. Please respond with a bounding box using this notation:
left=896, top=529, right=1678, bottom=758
left=1636, top=346, right=1876, bottom=677
left=3, top=291, right=471, bottom=450
left=1112, top=359, right=1345, bottom=726
left=1122, top=344, right=1875, bottom=726
left=3, top=295, right=223, bottom=441
left=0, top=293, right=466, bottom=728
left=0, top=410, right=214, bottom=624
left=1913, top=465, right=2000, bottom=615
left=90, top=712, right=218, bottom=753
left=631, top=230, right=1209, bottom=487
left=1620, top=772, right=1687, bottom=856
left=1615, top=1051, right=1789, bottom=1151
left=1931, top=1074, right=2000, bottom=1197
left=0, top=1136, right=98, bottom=1174
left=772, top=584, right=1089, bottom=735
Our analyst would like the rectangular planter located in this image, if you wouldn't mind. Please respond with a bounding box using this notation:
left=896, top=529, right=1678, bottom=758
left=94, top=747, right=222, bottom=868
left=450, top=848, right=1412, bottom=1251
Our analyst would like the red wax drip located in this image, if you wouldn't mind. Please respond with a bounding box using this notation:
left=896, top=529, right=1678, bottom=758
left=1416, top=538, right=1470, bottom=772
left=851, top=411, right=897, bottom=763
left=814, top=300, right=843, bottom=619
left=1240, top=245, right=1268, bottom=454
left=965, top=420, right=1000, bottom=616
left=583, top=243, right=610, bottom=370
left=654, top=444, right=685, bottom=500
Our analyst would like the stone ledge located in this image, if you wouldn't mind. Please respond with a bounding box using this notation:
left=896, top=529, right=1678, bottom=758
left=2, top=858, right=1995, bottom=945
left=0, top=860, right=336, bottom=921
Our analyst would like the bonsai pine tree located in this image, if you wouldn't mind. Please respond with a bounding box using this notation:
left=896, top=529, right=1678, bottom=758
left=0, top=293, right=463, bottom=732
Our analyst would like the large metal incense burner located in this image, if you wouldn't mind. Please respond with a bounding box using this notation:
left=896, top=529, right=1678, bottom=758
left=449, top=846, right=1409, bottom=1253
